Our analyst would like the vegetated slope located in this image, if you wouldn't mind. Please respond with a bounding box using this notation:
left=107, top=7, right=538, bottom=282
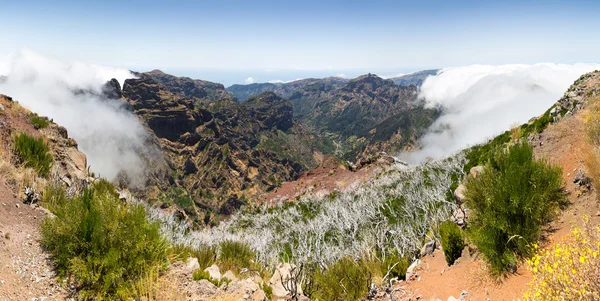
left=0, top=94, right=89, bottom=300
left=400, top=71, right=600, bottom=301
left=227, top=77, right=349, bottom=102
left=389, top=69, right=438, bottom=86
left=231, top=73, right=440, bottom=161
left=115, top=71, right=327, bottom=225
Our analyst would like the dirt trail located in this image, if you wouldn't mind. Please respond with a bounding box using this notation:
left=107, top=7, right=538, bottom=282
left=401, top=108, right=600, bottom=301
left=0, top=180, right=69, bottom=301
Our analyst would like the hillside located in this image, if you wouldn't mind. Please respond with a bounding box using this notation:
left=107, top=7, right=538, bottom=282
left=389, top=69, right=438, bottom=86
left=231, top=73, right=440, bottom=160
left=115, top=71, right=329, bottom=224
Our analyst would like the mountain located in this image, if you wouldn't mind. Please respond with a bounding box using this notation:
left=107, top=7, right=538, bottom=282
left=229, top=73, right=440, bottom=160
left=389, top=69, right=438, bottom=86
left=116, top=71, right=327, bottom=224
left=227, top=76, right=349, bottom=102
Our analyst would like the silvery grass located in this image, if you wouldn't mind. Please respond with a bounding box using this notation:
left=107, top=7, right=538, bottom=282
left=140, top=154, right=465, bottom=269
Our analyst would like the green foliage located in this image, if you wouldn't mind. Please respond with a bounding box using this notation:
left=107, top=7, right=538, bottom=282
left=29, top=114, right=50, bottom=129
left=41, top=180, right=169, bottom=299
left=463, top=130, right=511, bottom=173
left=13, top=133, right=53, bottom=177
left=439, top=221, right=464, bottom=266
left=219, top=240, right=255, bottom=274
left=259, top=282, right=273, bottom=300
left=172, top=244, right=217, bottom=270
left=381, top=252, right=409, bottom=280
left=464, top=141, right=564, bottom=274
left=192, top=269, right=231, bottom=287
left=306, top=257, right=371, bottom=301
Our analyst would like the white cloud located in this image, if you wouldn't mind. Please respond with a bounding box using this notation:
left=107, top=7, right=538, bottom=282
left=380, top=73, right=406, bottom=79
left=335, top=73, right=347, bottom=78
left=244, top=77, right=256, bottom=84
left=401, top=63, right=600, bottom=163
left=0, top=49, right=155, bottom=186
left=268, top=79, right=284, bottom=84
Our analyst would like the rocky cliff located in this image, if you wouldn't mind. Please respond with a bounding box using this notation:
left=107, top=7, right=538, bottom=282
left=114, top=72, right=325, bottom=224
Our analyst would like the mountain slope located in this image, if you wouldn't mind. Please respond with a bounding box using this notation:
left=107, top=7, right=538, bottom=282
left=118, top=72, right=325, bottom=224
left=389, top=69, right=438, bottom=86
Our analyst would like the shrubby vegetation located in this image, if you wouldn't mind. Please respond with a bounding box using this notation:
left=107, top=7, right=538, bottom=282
left=29, top=114, right=50, bottom=129
left=41, top=180, right=169, bottom=300
left=525, top=217, right=600, bottom=300
left=13, top=133, right=53, bottom=177
left=464, top=141, right=564, bottom=274
left=141, top=156, right=464, bottom=298
left=439, top=221, right=464, bottom=266
left=304, top=257, right=372, bottom=301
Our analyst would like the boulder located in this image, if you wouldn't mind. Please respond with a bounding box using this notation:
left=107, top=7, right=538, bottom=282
left=186, top=257, right=200, bottom=272
left=204, top=264, right=222, bottom=281
left=420, top=240, right=436, bottom=257
left=223, top=270, right=238, bottom=282
left=469, top=166, right=484, bottom=178
left=573, top=168, right=592, bottom=190
left=269, top=263, right=303, bottom=299
left=406, top=259, right=421, bottom=280
left=454, top=184, right=466, bottom=203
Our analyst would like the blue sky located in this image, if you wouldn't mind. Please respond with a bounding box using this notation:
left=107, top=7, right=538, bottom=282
left=1, top=0, right=600, bottom=85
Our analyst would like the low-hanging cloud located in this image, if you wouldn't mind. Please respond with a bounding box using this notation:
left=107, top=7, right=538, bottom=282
left=0, top=49, right=154, bottom=185
left=402, top=63, right=600, bottom=163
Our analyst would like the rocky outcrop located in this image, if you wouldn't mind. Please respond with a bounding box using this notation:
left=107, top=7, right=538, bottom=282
left=550, top=71, right=600, bottom=122
left=118, top=72, right=324, bottom=222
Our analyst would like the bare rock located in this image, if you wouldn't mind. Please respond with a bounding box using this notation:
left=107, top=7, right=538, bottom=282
left=204, top=264, right=222, bottom=281
left=406, top=259, right=421, bottom=280
left=454, top=184, right=466, bottom=203
left=420, top=240, right=436, bottom=257
left=469, top=166, right=484, bottom=178
left=223, top=270, right=238, bottom=282
left=186, top=257, right=200, bottom=272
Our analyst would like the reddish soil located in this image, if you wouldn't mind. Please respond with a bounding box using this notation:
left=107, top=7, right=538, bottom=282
left=259, top=156, right=379, bottom=204
left=401, top=108, right=600, bottom=301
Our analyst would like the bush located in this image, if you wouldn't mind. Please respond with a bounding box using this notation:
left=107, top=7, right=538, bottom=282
left=29, top=114, right=49, bottom=129
left=524, top=217, right=600, bottom=300
left=13, top=133, right=53, bottom=177
left=173, top=244, right=217, bottom=270
left=306, top=257, right=371, bottom=301
left=464, top=141, right=564, bottom=274
left=381, top=252, right=409, bottom=280
left=219, top=240, right=255, bottom=274
left=440, top=221, right=464, bottom=266
left=41, top=180, right=169, bottom=299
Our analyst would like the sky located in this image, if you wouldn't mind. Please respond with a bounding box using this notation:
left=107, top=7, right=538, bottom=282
left=1, top=0, right=600, bottom=85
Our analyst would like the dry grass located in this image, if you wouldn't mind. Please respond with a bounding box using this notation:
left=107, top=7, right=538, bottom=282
left=584, top=96, right=600, bottom=194
left=130, top=267, right=185, bottom=301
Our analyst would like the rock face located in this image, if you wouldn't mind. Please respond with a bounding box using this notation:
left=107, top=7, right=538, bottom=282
left=119, top=71, right=324, bottom=223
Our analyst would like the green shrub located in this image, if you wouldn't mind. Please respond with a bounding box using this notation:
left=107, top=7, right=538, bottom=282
left=439, top=221, right=464, bottom=266
left=381, top=252, right=409, bottom=280
left=41, top=180, right=169, bottom=299
left=260, top=282, right=273, bottom=300
left=219, top=240, right=255, bottom=273
left=13, top=133, right=53, bottom=177
left=29, top=114, right=49, bottom=129
left=306, top=257, right=371, bottom=301
left=173, top=244, right=217, bottom=270
left=464, top=141, right=564, bottom=274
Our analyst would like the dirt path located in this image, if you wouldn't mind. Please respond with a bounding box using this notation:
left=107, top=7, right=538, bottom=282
left=0, top=180, right=69, bottom=301
left=400, top=108, right=600, bottom=301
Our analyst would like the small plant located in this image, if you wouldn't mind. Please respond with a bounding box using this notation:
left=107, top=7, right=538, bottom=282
left=173, top=244, right=217, bottom=270
left=4, top=232, right=10, bottom=240
left=381, top=252, right=409, bottom=280
left=192, top=269, right=211, bottom=281
left=219, top=240, right=255, bottom=274
left=465, top=141, right=564, bottom=274
left=259, top=282, right=273, bottom=300
left=439, top=221, right=464, bottom=266
left=305, top=257, right=371, bottom=301
left=13, top=133, right=53, bottom=177
left=29, top=114, right=49, bottom=129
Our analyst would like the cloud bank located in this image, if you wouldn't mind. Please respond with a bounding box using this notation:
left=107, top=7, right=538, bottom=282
left=403, top=63, right=600, bottom=163
left=0, top=49, right=153, bottom=185
left=244, top=77, right=256, bottom=84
